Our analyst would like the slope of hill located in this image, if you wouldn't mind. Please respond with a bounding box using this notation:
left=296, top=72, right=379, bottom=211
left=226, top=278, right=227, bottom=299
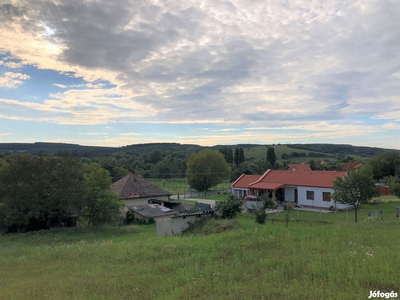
left=0, top=142, right=394, bottom=159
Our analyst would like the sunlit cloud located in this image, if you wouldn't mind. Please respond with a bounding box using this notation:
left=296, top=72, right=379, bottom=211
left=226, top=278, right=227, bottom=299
left=0, top=0, right=399, bottom=148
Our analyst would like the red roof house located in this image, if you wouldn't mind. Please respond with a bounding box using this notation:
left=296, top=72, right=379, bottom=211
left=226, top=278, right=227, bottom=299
left=232, top=169, right=349, bottom=210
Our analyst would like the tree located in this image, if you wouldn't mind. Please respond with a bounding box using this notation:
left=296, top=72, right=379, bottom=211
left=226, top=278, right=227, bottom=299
left=368, top=151, right=400, bottom=180
left=234, top=148, right=239, bottom=165
left=214, top=195, right=242, bottom=219
left=0, top=153, right=87, bottom=232
left=332, top=166, right=380, bottom=222
left=83, top=163, right=123, bottom=225
left=219, top=147, right=233, bottom=164
left=385, top=176, right=400, bottom=198
left=239, top=148, right=245, bottom=164
left=0, top=153, right=124, bottom=233
left=266, top=147, right=277, bottom=169
left=186, top=150, right=231, bottom=191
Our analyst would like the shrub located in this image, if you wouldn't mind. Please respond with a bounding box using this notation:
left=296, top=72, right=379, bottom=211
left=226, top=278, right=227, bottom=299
left=214, top=195, right=242, bottom=219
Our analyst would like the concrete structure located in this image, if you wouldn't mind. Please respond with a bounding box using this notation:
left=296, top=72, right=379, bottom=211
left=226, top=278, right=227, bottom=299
left=128, top=204, right=178, bottom=223
left=156, top=211, right=214, bottom=236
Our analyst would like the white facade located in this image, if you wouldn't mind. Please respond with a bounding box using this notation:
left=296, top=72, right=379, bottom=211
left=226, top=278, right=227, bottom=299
left=231, top=187, right=249, bottom=198
left=285, top=186, right=349, bottom=209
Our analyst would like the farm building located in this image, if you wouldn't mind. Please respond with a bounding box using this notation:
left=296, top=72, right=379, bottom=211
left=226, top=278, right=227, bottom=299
left=232, top=169, right=350, bottom=210
left=110, top=173, right=171, bottom=211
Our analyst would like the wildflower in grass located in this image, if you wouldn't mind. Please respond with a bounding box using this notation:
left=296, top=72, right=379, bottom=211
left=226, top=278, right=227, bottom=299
left=366, top=250, right=374, bottom=257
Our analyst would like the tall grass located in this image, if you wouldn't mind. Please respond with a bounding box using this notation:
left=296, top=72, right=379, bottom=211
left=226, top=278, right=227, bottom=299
left=1, top=208, right=399, bottom=300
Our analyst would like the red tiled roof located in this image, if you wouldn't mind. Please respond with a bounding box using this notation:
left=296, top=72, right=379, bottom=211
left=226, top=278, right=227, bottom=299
left=287, top=164, right=311, bottom=171
left=248, top=170, right=346, bottom=189
left=248, top=182, right=284, bottom=190
left=341, top=163, right=363, bottom=172
left=231, top=174, right=261, bottom=188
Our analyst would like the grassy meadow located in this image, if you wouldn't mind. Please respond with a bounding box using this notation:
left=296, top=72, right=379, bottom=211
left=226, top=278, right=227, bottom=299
left=1, top=201, right=400, bottom=300
left=146, top=178, right=232, bottom=195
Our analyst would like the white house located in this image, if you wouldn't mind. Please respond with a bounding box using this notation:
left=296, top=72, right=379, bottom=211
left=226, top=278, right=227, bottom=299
left=232, top=169, right=350, bottom=210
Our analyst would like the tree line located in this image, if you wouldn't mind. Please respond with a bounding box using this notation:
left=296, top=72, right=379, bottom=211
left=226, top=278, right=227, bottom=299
left=0, top=153, right=122, bottom=233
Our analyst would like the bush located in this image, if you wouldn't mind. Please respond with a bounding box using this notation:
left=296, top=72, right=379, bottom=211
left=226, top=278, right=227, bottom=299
left=254, top=207, right=267, bottom=224
left=214, top=195, right=242, bottom=219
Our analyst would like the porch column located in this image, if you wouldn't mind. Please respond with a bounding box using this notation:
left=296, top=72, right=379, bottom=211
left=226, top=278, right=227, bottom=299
left=272, top=190, right=276, bottom=202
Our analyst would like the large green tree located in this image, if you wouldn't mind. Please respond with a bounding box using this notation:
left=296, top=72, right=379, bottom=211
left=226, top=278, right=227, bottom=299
left=0, top=153, right=87, bottom=232
left=186, top=150, right=231, bottom=191
left=0, top=153, right=124, bottom=233
left=368, top=151, right=400, bottom=180
left=332, top=166, right=380, bottom=222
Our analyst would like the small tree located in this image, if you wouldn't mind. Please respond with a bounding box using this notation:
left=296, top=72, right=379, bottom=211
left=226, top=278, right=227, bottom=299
left=254, top=194, right=277, bottom=224
left=332, top=166, right=380, bottom=222
left=214, top=195, right=242, bottom=219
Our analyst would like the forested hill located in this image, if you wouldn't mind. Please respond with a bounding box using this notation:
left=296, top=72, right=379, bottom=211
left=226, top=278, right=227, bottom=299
left=0, top=142, right=204, bottom=157
left=0, top=142, right=396, bottom=158
left=287, top=144, right=397, bottom=157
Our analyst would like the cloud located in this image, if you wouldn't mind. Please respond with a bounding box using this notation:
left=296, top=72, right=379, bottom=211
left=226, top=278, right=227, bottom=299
left=0, top=72, right=30, bottom=88
left=53, top=83, right=67, bottom=88
left=0, top=0, right=399, bottom=147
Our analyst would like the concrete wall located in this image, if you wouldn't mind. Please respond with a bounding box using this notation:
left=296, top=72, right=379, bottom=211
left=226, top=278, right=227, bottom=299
left=156, top=214, right=211, bottom=236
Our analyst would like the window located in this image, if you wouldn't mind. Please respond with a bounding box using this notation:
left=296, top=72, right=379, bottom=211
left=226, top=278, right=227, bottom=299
left=323, top=192, right=331, bottom=202
left=306, top=191, right=314, bottom=200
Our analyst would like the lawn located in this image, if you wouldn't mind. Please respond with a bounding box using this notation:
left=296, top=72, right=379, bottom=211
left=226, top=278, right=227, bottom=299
left=1, top=203, right=400, bottom=300
left=146, top=178, right=231, bottom=195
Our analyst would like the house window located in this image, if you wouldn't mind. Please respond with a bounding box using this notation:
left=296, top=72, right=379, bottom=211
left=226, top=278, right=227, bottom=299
left=306, top=191, right=314, bottom=200
left=323, top=192, right=331, bottom=202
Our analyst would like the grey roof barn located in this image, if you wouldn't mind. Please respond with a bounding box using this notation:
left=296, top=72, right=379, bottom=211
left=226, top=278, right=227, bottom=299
left=110, top=173, right=171, bottom=200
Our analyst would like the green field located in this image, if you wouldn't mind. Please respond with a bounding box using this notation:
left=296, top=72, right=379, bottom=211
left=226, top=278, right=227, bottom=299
left=1, top=201, right=400, bottom=300
left=146, top=178, right=231, bottom=195
left=243, top=145, right=338, bottom=163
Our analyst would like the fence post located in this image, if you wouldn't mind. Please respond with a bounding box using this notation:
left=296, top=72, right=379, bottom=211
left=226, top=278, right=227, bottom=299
left=319, top=209, right=321, bottom=221
left=346, top=209, right=348, bottom=222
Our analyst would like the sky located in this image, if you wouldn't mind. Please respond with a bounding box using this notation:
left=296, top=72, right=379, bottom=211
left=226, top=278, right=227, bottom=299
left=0, top=0, right=399, bottom=149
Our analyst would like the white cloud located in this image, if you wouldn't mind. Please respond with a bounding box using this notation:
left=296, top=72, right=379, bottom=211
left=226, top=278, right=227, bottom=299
left=0, top=0, right=399, bottom=148
left=53, top=83, right=67, bottom=88
left=0, top=72, right=30, bottom=88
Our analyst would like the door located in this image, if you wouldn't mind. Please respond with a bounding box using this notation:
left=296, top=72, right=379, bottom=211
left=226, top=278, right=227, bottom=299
left=294, top=189, right=298, bottom=203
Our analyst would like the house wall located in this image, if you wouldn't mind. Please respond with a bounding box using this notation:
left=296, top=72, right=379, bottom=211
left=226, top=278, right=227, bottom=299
left=284, top=186, right=296, bottom=203
left=296, top=186, right=349, bottom=209
left=231, top=187, right=249, bottom=198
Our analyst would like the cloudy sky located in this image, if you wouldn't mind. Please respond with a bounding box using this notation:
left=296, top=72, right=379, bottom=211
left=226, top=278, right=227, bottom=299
left=0, top=0, right=399, bottom=149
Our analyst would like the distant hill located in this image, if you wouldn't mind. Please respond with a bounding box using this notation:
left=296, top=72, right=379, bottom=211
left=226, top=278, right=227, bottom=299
left=0, top=142, right=396, bottom=159
left=0, top=142, right=204, bottom=157
left=287, top=144, right=392, bottom=157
